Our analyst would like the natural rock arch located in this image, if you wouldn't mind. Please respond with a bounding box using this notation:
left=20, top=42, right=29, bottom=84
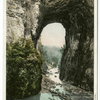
left=32, top=0, right=94, bottom=91
left=35, top=21, right=67, bottom=48
left=6, top=0, right=94, bottom=95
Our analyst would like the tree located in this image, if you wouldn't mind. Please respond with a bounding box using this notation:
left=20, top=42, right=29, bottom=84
left=39, top=43, right=47, bottom=61
left=60, top=44, right=66, bottom=54
left=6, top=38, right=43, bottom=99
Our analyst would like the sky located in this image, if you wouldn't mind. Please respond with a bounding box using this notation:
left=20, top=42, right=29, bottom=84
left=41, top=23, right=66, bottom=47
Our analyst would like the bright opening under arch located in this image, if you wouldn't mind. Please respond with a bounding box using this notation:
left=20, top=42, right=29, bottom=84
left=40, top=23, right=66, bottom=47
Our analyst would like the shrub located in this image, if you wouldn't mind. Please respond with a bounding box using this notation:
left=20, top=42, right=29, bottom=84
left=6, top=38, right=43, bottom=99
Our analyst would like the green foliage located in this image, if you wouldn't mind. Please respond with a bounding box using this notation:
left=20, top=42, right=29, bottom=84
left=39, top=44, right=47, bottom=61
left=60, top=44, right=66, bottom=54
left=43, top=46, right=62, bottom=67
left=6, top=38, right=43, bottom=99
left=39, top=45, right=60, bottom=68
left=52, top=56, right=58, bottom=68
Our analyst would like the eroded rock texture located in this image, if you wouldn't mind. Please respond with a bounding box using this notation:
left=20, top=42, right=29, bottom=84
left=6, top=0, right=94, bottom=98
left=6, top=0, right=42, bottom=98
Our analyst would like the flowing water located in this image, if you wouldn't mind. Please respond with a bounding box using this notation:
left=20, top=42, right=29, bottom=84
left=19, top=68, right=93, bottom=100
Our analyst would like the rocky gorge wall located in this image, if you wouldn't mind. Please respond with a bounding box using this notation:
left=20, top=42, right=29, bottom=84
left=6, top=0, right=41, bottom=42
left=6, top=0, right=94, bottom=98
left=6, top=0, right=43, bottom=98
left=60, top=30, right=94, bottom=91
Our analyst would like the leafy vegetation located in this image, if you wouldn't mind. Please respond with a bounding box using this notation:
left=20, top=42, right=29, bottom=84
left=60, top=44, right=66, bottom=54
left=38, top=43, right=47, bottom=61
left=6, top=38, right=43, bottom=99
left=42, top=46, right=62, bottom=68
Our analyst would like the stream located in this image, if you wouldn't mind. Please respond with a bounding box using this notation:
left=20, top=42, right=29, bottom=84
left=20, top=68, right=93, bottom=100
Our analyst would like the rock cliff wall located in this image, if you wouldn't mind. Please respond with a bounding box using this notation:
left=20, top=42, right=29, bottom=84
left=60, top=31, right=94, bottom=91
left=6, top=0, right=41, bottom=42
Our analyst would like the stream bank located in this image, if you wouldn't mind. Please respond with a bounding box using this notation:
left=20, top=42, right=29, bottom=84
left=40, top=74, right=56, bottom=93
left=14, top=68, right=93, bottom=100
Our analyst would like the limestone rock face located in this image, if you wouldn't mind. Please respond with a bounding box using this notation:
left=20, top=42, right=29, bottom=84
left=60, top=33, right=94, bottom=91
left=6, top=0, right=41, bottom=42
left=6, top=0, right=25, bottom=42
